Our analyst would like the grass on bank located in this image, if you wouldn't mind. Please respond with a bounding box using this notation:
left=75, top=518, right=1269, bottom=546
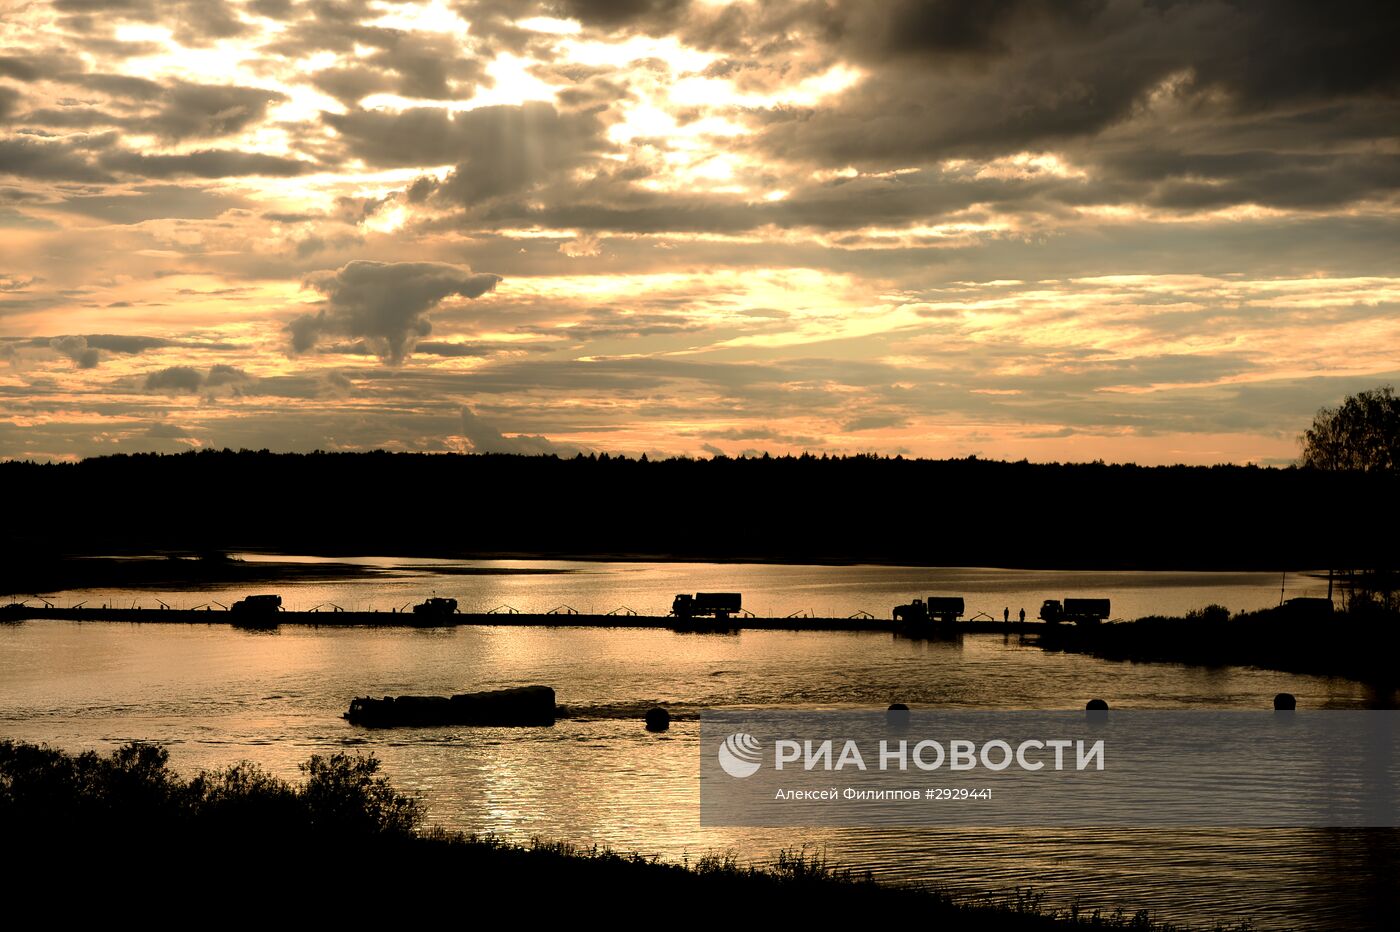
left=0, top=739, right=1250, bottom=928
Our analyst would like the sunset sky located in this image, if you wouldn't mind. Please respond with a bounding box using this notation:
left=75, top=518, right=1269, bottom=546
left=2, top=0, right=1397, bottom=463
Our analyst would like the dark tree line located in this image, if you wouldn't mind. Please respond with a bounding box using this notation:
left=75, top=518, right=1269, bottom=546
left=3, top=450, right=1395, bottom=573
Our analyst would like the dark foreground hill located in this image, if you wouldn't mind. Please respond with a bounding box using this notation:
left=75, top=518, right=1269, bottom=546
left=2, top=450, right=1395, bottom=571
left=0, top=739, right=1248, bottom=928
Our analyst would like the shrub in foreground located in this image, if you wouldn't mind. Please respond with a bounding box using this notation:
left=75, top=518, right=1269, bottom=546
left=0, top=740, right=1248, bottom=928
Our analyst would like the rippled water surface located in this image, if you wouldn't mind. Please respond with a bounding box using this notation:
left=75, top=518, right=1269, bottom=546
left=3, top=559, right=1395, bottom=929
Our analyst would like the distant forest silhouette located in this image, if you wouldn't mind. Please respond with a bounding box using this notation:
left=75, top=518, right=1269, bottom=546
left=4, top=450, right=1395, bottom=570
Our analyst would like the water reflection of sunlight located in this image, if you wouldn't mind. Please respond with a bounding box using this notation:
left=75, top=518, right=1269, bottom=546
left=3, top=606, right=1395, bottom=928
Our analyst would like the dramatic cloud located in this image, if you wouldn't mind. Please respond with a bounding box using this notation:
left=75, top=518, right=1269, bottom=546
left=143, top=366, right=206, bottom=393
left=145, top=82, right=287, bottom=141
left=144, top=364, right=251, bottom=393
left=289, top=261, right=502, bottom=364
left=53, top=0, right=252, bottom=48
left=459, top=405, right=579, bottom=455
left=98, top=150, right=316, bottom=179
left=2, top=1, right=1398, bottom=463
left=324, top=101, right=609, bottom=202
left=305, top=31, right=488, bottom=105
left=49, top=335, right=99, bottom=369
left=52, top=185, right=247, bottom=224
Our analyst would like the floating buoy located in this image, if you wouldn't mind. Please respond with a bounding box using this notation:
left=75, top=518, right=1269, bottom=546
left=1273, top=692, right=1297, bottom=711
left=645, top=707, right=670, bottom=732
left=1086, top=698, right=1109, bottom=711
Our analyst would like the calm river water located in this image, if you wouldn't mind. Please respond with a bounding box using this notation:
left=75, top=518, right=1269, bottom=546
left=2, top=559, right=1394, bottom=929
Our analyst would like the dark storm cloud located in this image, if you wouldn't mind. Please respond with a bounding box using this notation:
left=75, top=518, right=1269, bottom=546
left=288, top=260, right=503, bottom=364
left=1141, top=152, right=1400, bottom=212
left=328, top=101, right=610, bottom=202
left=762, top=1, right=1398, bottom=160
left=851, top=0, right=1100, bottom=58
left=1173, top=1, right=1400, bottom=108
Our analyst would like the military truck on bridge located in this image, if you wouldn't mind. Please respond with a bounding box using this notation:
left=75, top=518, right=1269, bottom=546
left=230, top=594, right=282, bottom=627
left=231, top=594, right=281, bottom=614
left=1039, top=598, right=1111, bottom=625
left=671, top=592, right=742, bottom=621
left=893, top=596, right=965, bottom=625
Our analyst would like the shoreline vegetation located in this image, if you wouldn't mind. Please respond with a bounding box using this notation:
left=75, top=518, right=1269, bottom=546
left=0, top=739, right=1248, bottom=928
left=4, top=450, right=1395, bottom=572
left=1035, top=604, right=1400, bottom=685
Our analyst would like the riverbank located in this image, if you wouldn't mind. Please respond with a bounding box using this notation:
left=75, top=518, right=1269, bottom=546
left=1033, top=605, right=1400, bottom=684
left=0, top=739, right=1245, bottom=927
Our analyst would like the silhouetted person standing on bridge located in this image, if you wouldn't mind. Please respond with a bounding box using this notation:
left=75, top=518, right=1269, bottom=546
left=1003, top=607, right=1009, bottom=623
left=1019, top=608, right=1025, bottom=624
